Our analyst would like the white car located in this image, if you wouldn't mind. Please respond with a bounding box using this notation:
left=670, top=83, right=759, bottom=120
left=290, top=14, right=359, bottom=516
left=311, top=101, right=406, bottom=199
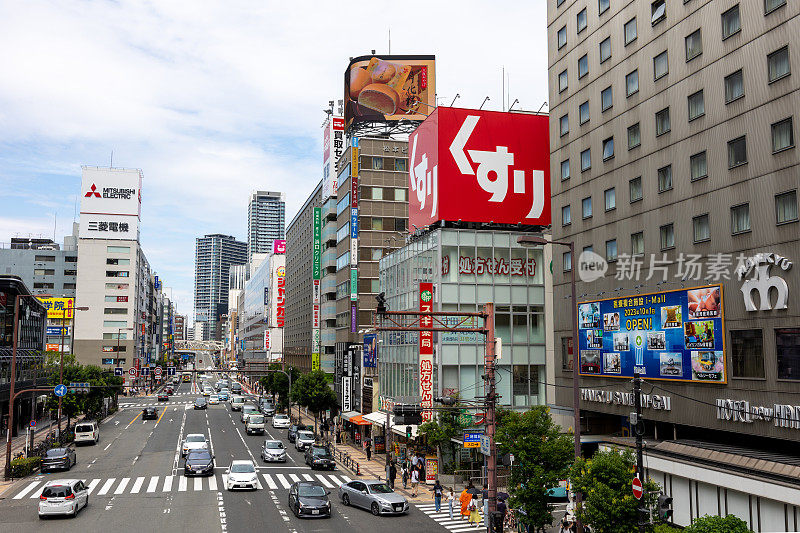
left=182, top=434, right=209, bottom=456
left=203, top=387, right=213, bottom=396
left=208, top=395, right=220, bottom=405
left=295, top=430, right=315, bottom=451
left=225, top=460, right=259, bottom=490
left=74, top=421, right=99, bottom=445
left=38, top=479, right=89, bottom=519
left=272, top=414, right=290, bottom=429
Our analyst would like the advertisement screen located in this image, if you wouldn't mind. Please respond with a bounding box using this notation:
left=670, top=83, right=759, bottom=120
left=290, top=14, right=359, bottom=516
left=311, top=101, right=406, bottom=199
left=577, top=285, right=726, bottom=383
left=345, top=55, right=435, bottom=129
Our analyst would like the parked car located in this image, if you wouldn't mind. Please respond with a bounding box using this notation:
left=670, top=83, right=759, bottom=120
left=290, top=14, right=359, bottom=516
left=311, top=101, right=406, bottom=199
left=142, top=407, right=158, bottom=420
left=287, top=423, right=306, bottom=442
left=38, top=480, right=89, bottom=519
left=245, top=414, right=266, bottom=435
left=182, top=434, right=209, bottom=456
left=260, top=439, right=287, bottom=462
left=272, top=414, right=290, bottom=429
left=338, top=480, right=408, bottom=516
left=73, top=421, right=99, bottom=445
left=208, top=394, right=220, bottom=405
left=288, top=481, right=331, bottom=518
left=305, top=444, right=335, bottom=470
left=240, top=404, right=259, bottom=423
left=294, top=430, right=315, bottom=452
left=225, top=460, right=259, bottom=491
left=184, top=450, right=215, bottom=477
left=40, top=448, right=77, bottom=473
left=194, top=397, right=208, bottom=410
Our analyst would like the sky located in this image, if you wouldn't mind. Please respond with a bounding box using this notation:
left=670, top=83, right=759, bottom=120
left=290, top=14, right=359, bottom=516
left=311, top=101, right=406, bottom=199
left=0, top=0, right=549, bottom=320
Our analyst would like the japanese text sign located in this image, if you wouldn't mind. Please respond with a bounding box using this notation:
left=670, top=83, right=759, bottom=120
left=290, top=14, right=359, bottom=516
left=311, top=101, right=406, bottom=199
left=419, top=282, right=434, bottom=422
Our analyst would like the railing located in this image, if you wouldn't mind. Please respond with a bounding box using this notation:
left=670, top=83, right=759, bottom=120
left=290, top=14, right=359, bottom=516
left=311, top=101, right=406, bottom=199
left=328, top=442, right=360, bottom=476
left=25, top=424, right=75, bottom=459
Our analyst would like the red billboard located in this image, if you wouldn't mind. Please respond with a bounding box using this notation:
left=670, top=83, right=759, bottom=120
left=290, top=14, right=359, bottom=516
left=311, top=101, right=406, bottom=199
left=408, top=107, right=550, bottom=229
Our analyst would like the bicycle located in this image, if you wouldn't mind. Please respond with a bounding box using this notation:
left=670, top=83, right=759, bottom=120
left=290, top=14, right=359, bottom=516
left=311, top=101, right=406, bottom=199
left=505, top=508, right=528, bottom=533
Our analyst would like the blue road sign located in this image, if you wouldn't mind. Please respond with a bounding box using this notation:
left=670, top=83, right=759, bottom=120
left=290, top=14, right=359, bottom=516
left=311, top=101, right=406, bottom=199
left=140, top=367, right=150, bottom=376
left=114, top=367, right=124, bottom=376
left=54, top=384, right=67, bottom=397
left=167, top=367, right=176, bottom=376
left=463, top=431, right=483, bottom=444
left=30, top=420, right=36, bottom=428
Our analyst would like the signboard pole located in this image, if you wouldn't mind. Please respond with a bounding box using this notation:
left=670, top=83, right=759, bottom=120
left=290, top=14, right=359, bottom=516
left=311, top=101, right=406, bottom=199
left=634, top=371, right=646, bottom=533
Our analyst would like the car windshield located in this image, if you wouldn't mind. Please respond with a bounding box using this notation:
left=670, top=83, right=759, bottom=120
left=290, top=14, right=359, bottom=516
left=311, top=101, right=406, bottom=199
left=75, top=424, right=93, bottom=432
left=196, top=398, right=206, bottom=403
left=42, top=486, right=72, bottom=498
left=274, top=415, right=288, bottom=420
left=310, top=447, right=328, bottom=456
left=265, top=441, right=284, bottom=449
left=297, top=431, right=313, bottom=439
left=186, top=435, right=206, bottom=443
left=368, top=483, right=394, bottom=494
left=298, top=485, right=327, bottom=497
left=249, top=416, right=265, bottom=423
left=244, top=406, right=257, bottom=412
left=187, top=451, right=212, bottom=461
left=44, top=448, right=66, bottom=457
left=231, top=463, right=254, bottom=473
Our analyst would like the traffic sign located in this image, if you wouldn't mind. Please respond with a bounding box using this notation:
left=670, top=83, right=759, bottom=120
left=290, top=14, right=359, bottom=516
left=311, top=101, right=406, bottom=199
left=154, top=367, right=163, bottom=377
left=30, top=420, right=36, bottom=428
left=54, top=384, right=67, bottom=397
left=114, top=367, right=124, bottom=377
left=463, top=431, right=482, bottom=448
left=480, top=435, right=491, bottom=456
left=632, top=476, right=643, bottom=500
left=129, top=368, right=138, bottom=377
left=167, top=367, right=176, bottom=376
left=141, top=367, right=150, bottom=376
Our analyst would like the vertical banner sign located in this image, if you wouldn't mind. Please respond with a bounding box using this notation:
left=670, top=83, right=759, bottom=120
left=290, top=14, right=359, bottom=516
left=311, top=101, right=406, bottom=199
left=264, top=330, right=270, bottom=351
left=342, top=376, right=352, bottom=412
left=350, top=137, right=359, bottom=330
left=419, top=282, right=434, bottom=422
left=312, top=329, right=321, bottom=371
left=276, top=266, right=286, bottom=327
left=312, top=206, right=322, bottom=365
left=363, top=333, right=377, bottom=368
left=312, top=208, right=322, bottom=279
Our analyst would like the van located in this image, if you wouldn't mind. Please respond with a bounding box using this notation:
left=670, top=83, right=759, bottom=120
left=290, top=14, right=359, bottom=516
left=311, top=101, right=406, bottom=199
left=230, top=396, right=245, bottom=411
left=245, top=414, right=266, bottom=435
left=74, top=421, right=99, bottom=445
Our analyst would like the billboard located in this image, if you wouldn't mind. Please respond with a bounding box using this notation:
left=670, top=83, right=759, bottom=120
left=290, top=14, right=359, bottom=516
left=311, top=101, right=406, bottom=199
left=363, top=333, right=377, bottom=368
left=322, top=116, right=345, bottom=200
left=272, top=239, right=286, bottom=254
left=345, top=55, right=435, bottom=129
left=408, top=107, right=550, bottom=229
left=419, top=283, right=434, bottom=422
left=577, top=285, right=726, bottom=383
left=80, top=167, right=142, bottom=241
left=38, top=297, right=75, bottom=319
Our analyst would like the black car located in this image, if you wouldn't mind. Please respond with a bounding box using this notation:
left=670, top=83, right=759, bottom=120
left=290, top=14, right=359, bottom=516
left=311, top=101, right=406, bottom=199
left=287, top=424, right=306, bottom=443
left=142, top=407, right=158, bottom=420
left=184, top=449, right=215, bottom=476
left=305, top=444, right=335, bottom=470
left=288, top=481, right=331, bottom=518
left=40, top=447, right=77, bottom=472
left=157, top=393, right=169, bottom=401
left=194, top=397, right=207, bottom=410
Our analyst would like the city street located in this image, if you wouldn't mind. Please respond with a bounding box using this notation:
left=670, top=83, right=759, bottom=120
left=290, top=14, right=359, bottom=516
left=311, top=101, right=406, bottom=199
left=0, top=381, right=476, bottom=533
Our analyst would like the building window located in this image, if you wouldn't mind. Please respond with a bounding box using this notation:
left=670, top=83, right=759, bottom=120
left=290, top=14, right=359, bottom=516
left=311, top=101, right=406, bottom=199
left=731, top=329, right=765, bottom=378
left=624, top=17, right=637, bottom=45
left=687, top=90, right=705, bottom=121
left=660, top=223, right=675, bottom=250
left=629, top=176, right=643, bottom=203
left=561, top=159, right=570, bottom=180
left=103, top=320, right=127, bottom=328
left=725, top=69, right=744, bottom=103
left=731, top=203, right=751, bottom=234
left=693, top=214, right=710, bottom=243
left=563, top=251, right=572, bottom=272
left=600, top=37, right=612, bottom=63
left=560, top=114, right=569, bottom=136
left=721, top=5, right=741, bottom=39
left=651, top=0, right=666, bottom=25
left=105, top=283, right=129, bottom=290
left=583, top=245, right=593, bottom=255
left=626, top=69, right=639, bottom=96
left=577, top=8, right=588, bottom=33
left=766, top=0, right=787, bottom=15
left=63, top=283, right=76, bottom=290
left=690, top=151, right=708, bottom=181
left=107, top=246, right=130, bottom=253
left=395, top=158, right=407, bottom=172
left=685, top=29, right=702, bottom=61
left=562, top=205, right=571, bottom=226
left=658, top=165, right=673, bottom=192
left=581, top=149, right=591, bottom=171
left=579, top=101, right=590, bottom=124
left=728, top=136, right=747, bottom=168
left=106, top=270, right=129, bottom=278
left=104, top=307, right=127, bottom=315
left=602, top=137, right=614, bottom=160
left=604, top=188, right=616, bottom=211
left=33, top=282, right=54, bottom=289
left=372, top=157, right=384, bottom=170
left=776, top=190, right=799, bottom=224
left=65, top=256, right=77, bottom=262
left=777, top=328, right=800, bottom=380
left=627, top=123, right=641, bottom=149
left=768, top=46, right=790, bottom=83
left=34, top=269, right=54, bottom=275
left=606, top=239, right=618, bottom=262
left=578, top=54, right=589, bottom=78
left=558, top=25, right=567, bottom=49
left=601, top=86, right=613, bottom=111
left=582, top=197, right=592, bottom=219
left=599, top=0, right=610, bottom=15
left=656, top=107, right=670, bottom=136
left=631, top=231, right=644, bottom=255
left=106, top=258, right=130, bottom=265
left=772, top=118, right=794, bottom=152
left=654, top=50, right=669, bottom=80
left=559, top=69, right=568, bottom=92
left=34, top=255, right=55, bottom=262
left=63, top=269, right=77, bottom=276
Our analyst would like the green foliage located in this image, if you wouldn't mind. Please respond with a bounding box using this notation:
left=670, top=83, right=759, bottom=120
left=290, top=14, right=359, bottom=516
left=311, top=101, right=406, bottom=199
left=494, top=406, right=575, bottom=531
left=419, top=402, right=467, bottom=450
left=44, top=350, right=76, bottom=368
left=291, top=370, right=338, bottom=419
left=684, top=515, right=752, bottom=533
left=45, top=363, right=123, bottom=419
left=570, top=448, right=661, bottom=533
left=10, top=456, right=42, bottom=478
left=653, top=525, right=681, bottom=533
left=259, top=366, right=299, bottom=410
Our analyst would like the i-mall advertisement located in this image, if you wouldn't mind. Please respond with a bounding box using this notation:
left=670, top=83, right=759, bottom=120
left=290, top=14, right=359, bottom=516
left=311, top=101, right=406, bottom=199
left=577, top=285, right=726, bottom=383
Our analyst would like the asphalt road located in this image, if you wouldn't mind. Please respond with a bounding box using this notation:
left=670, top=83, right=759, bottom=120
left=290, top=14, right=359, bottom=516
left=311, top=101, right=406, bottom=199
left=0, top=378, right=480, bottom=533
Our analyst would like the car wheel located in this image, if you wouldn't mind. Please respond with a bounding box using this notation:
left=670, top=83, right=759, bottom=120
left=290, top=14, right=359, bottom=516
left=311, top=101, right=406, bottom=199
left=371, top=502, right=381, bottom=516
left=71, top=504, right=78, bottom=518
left=342, top=494, right=350, bottom=506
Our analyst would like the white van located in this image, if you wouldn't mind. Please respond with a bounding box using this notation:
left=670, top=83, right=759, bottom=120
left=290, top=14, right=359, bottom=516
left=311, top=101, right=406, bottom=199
left=74, top=421, right=99, bottom=445
left=230, top=396, right=245, bottom=411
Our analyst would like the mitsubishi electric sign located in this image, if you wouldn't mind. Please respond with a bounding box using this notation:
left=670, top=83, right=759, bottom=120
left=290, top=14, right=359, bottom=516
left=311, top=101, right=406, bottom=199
left=79, top=166, right=142, bottom=240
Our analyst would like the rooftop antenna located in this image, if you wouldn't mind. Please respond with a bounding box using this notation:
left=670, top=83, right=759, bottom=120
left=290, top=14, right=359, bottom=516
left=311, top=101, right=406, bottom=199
left=388, top=28, right=391, bottom=54
left=536, top=101, right=548, bottom=114
left=73, top=195, right=77, bottom=223
left=110, top=150, right=113, bottom=168
left=502, top=66, right=505, bottom=111
left=479, top=96, right=490, bottom=110
left=450, top=93, right=460, bottom=107
left=53, top=212, right=57, bottom=242
left=508, top=98, right=519, bottom=111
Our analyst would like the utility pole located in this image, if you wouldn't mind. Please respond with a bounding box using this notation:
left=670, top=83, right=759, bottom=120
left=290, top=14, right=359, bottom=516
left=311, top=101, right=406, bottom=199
left=634, top=370, right=646, bottom=533
left=484, top=302, right=497, bottom=532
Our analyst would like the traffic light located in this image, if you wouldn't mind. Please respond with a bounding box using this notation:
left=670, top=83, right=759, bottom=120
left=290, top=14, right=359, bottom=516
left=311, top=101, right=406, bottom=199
left=375, top=292, right=388, bottom=316
left=393, top=404, right=423, bottom=425
left=657, top=493, right=673, bottom=521
left=435, top=396, right=457, bottom=406
left=406, top=426, right=412, bottom=439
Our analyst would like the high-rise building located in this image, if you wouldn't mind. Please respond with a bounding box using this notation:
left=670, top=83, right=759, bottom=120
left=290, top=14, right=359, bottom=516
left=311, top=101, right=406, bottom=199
left=247, top=191, right=286, bottom=261
left=193, top=234, right=247, bottom=340
left=548, top=0, right=800, bottom=526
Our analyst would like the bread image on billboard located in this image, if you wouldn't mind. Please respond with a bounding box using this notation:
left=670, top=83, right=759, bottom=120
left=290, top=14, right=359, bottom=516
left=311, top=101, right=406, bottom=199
left=345, top=55, right=435, bottom=128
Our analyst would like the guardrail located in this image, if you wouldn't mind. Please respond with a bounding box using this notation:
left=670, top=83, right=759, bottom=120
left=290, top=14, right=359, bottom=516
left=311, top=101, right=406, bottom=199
left=328, top=442, right=360, bottom=476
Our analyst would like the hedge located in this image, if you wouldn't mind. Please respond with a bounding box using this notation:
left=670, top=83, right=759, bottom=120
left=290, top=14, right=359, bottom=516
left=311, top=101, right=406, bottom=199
left=10, top=456, right=42, bottom=478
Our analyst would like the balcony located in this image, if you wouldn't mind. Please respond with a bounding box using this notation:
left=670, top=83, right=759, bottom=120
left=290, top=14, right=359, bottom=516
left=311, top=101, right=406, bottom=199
left=321, top=301, right=336, bottom=318
left=321, top=224, right=336, bottom=243
left=321, top=328, right=336, bottom=346
left=321, top=276, right=337, bottom=295
left=321, top=249, right=336, bottom=266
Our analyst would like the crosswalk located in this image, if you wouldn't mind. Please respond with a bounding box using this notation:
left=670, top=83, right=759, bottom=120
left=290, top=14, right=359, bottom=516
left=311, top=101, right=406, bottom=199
left=119, top=401, right=194, bottom=408
left=415, top=503, right=485, bottom=532
left=10, top=472, right=352, bottom=500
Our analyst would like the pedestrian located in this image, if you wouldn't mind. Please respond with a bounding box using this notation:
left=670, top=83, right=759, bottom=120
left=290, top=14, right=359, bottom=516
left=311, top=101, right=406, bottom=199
left=497, top=498, right=508, bottom=527
left=410, top=466, right=420, bottom=496
left=388, top=461, right=397, bottom=489
left=483, top=494, right=489, bottom=528
left=468, top=494, right=481, bottom=525
left=459, top=482, right=474, bottom=521
left=365, top=440, right=372, bottom=461
left=447, top=488, right=456, bottom=520
left=432, top=479, right=443, bottom=512
left=401, top=464, right=409, bottom=489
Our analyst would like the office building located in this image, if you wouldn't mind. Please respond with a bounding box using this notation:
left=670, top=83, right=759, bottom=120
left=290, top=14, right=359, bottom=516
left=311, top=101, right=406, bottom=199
left=174, top=314, right=186, bottom=341
left=548, top=0, right=800, bottom=528
left=247, top=191, right=286, bottom=262
left=193, top=234, right=247, bottom=340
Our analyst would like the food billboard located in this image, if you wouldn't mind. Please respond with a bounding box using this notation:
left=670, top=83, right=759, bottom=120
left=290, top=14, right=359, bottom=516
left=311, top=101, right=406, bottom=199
left=344, top=55, right=435, bottom=129
left=577, top=285, right=726, bottom=383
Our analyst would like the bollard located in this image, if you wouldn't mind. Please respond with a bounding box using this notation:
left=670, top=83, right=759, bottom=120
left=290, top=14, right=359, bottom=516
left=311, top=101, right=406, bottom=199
left=356, top=462, right=360, bottom=476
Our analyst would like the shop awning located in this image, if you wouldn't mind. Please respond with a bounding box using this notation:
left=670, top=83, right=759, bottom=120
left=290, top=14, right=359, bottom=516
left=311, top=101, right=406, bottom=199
left=363, top=411, right=389, bottom=426
left=340, top=411, right=361, bottom=421
left=349, top=415, right=371, bottom=426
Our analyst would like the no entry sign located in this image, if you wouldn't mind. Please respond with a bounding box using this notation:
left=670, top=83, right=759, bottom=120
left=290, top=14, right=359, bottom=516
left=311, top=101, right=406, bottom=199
left=129, top=368, right=138, bottom=377
left=632, top=476, right=643, bottom=500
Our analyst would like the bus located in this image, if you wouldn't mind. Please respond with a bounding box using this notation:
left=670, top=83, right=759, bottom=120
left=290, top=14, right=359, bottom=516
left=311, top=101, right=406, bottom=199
left=182, top=372, right=192, bottom=383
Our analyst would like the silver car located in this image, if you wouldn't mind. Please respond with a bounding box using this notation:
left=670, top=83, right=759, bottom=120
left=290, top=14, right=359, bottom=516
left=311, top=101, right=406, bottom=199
left=38, top=479, right=89, bottom=519
left=260, top=439, right=287, bottom=462
left=294, top=430, right=315, bottom=451
left=338, top=480, right=409, bottom=516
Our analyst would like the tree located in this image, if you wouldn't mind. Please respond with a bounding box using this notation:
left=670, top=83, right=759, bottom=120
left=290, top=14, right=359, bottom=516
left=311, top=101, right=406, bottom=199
left=44, top=350, right=76, bottom=368
left=291, top=370, right=337, bottom=433
left=419, top=399, right=467, bottom=469
left=259, top=366, right=299, bottom=411
left=570, top=448, right=661, bottom=533
left=494, top=406, right=575, bottom=532
left=684, top=515, right=752, bottom=533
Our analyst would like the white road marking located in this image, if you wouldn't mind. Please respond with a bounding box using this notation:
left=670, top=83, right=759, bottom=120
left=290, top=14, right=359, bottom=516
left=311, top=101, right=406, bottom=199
left=208, top=475, right=217, bottom=491
left=178, top=476, right=187, bottom=491
left=275, top=473, right=291, bottom=489
left=13, top=481, right=39, bottom=499
left=86, top=479, right=101, bottom=494
left=147, top=476, right=159, bottom=493
left=316, top=475, right=335, bottom=488
left=288, top=473, right=301, bottom=484
left=97, top=478, right=116, bottom=495
left=162, top=475, right=173, bottom=492
left=114, top=477, right=130, bottom=494
left=262, top=474, right=278, bottom=489
left=194, top=477, right=202, bottom=491
left=130, top=476, right=145, bottom=493
left=103, top=442, right=112, bottom=451
left=340, top=475, right=352, bottom=483
left=302, top=474, right=314, bottom=481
